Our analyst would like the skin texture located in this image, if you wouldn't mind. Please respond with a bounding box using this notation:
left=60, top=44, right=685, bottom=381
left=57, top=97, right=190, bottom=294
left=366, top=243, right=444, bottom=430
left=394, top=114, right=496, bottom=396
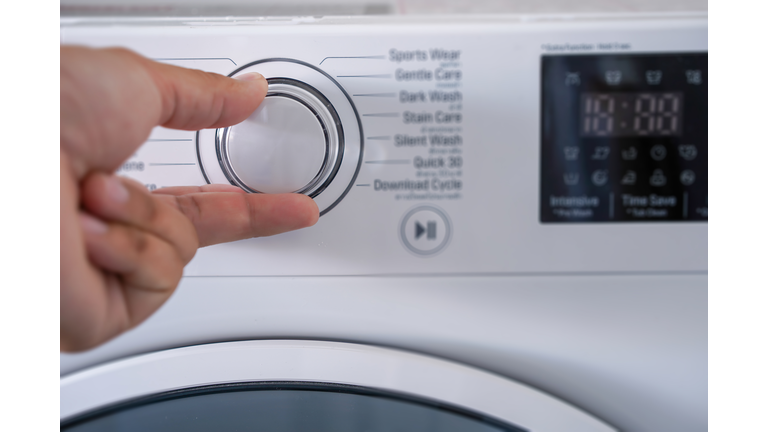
left=61, top=46, right=319, bottom=352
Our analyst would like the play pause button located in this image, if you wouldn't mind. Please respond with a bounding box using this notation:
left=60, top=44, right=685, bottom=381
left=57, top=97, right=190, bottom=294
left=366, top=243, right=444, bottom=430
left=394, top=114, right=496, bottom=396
left=415, top=221, right=437, bottom=240
left=400, top=205, right=452, bottom=256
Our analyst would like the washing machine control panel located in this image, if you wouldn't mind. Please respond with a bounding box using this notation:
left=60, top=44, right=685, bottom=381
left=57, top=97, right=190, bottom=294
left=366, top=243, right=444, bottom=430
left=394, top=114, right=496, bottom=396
left=540, top=53, right=708, bottom=223
left=200, top=62, right=362, bottom=214
left=217, top=85, right=332, bottom=195
left=60, top=16, right=708, bottom=275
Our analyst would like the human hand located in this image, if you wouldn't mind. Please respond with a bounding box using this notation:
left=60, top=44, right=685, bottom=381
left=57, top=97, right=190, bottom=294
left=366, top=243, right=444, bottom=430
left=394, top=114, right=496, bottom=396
left=61, top=46, right=319, bottom=352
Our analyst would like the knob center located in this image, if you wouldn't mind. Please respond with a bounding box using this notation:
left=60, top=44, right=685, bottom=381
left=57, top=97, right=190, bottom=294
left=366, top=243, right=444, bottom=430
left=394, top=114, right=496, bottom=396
left=222, top=95, right=327, bottom=194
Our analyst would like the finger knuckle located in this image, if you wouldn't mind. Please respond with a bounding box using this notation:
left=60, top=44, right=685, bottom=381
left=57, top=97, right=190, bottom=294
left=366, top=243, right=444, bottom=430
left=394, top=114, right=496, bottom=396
left=154, top=264, right=183, bottom=292
left=138, top=191, right=162, bottom=227
left=174, top=195, right=202, bottom=225
left=177, top=215, right=199, bottom=262
left=127, top=228, right=150, bottom=255
left=136, top=240, right=184, bottom=291
left=244, top=195, right=261, bottom=238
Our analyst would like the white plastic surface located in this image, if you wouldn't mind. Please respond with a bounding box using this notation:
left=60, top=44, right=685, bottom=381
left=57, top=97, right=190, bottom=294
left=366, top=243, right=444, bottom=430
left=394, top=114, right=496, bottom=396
left=226, top=95, right=326, bottom=193
left=61, top=340, right=615, bottom=432
left=62, top=18, right=707, bottom=275
left=61, top=274, right=707, bottom=432
left=60, top=14, right=708, bottom=432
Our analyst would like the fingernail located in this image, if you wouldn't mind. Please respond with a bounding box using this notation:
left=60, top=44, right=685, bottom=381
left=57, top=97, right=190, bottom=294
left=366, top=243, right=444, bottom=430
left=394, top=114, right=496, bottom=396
left=79, top=212, right=108, bottom=235
left=235, top=72, right=264, bottom=82
left=104, top=175, right=129, bottom=204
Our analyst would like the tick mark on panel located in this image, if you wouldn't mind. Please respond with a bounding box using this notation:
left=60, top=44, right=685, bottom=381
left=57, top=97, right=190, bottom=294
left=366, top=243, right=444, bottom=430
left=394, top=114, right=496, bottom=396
left=320, top=55, right=386, bottom=65
left=365, top=160, right=410, bottom=164
left=146, top=139, right=194, bottom=142
left=363, top=113, right=399, bottom=118
left=337, top=74, right=392, bottom=79
left=354, top=93, right=397, bottom=97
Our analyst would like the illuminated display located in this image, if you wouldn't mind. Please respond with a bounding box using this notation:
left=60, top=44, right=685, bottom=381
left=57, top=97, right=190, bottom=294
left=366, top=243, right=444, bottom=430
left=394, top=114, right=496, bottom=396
left=540, top=53, right=707, bottom=223
left=580, top=92, right=683, bottom=137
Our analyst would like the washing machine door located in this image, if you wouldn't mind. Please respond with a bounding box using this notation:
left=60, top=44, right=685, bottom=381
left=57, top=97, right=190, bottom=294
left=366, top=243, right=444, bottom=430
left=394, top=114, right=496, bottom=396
left=60, top=340, right=615, bottom=432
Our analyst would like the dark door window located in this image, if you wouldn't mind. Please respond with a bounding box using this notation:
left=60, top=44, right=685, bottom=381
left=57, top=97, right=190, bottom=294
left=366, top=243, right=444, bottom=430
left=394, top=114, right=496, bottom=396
left=62, top=382, right=525, bottom=432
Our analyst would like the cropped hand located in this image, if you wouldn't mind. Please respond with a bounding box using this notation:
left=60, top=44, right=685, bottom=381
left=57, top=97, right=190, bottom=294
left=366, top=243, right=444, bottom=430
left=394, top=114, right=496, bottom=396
left=61, top=46, right=319, bottom=352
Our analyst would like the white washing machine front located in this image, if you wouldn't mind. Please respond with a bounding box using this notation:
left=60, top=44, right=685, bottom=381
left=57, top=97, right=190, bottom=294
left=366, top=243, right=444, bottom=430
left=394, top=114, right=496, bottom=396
left=61, top=340, right=614, bottom=431
left=60, top=11, right=707, bottom=432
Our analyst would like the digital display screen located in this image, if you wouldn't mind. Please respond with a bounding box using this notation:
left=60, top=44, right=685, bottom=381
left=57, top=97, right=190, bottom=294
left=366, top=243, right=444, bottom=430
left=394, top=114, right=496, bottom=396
left=540, top=53, right=707, bottom=223
left=581, top=92, right=683, bottom=137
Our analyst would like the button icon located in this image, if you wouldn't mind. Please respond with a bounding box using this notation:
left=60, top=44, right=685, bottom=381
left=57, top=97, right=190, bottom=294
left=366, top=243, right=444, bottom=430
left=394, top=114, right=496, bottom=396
left=565, top=72, right=580, bottom=86
left=650, top=144, right=667, bottom=161
left=591, top=146, right=610, bottom=160
left=622, top=146, right=638, bottom=160
left=400, top=205, right=452, bottom=256
left=592, top=170, right=608, bottom=186
left=414, top=220, right=437, bottom=240
left=564, top=146, right=579, bottom=160
left=678, top=145, right=698, bottom=161
left=564, top=173, right=580, bottom=186
left=646, top=70, right=662, bottom=85
left=605, top=70, right=622, bottom=85
left=621, top=170, right=637, bottom=185
left=650, top=169, right=667, bottom=187
left=680, top=170, right=696, bottom=186
left=686, top=70, right=703, bottom=85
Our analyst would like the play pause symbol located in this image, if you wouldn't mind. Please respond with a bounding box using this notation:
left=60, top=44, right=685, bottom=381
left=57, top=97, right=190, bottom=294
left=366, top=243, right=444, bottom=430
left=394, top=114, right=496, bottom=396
left=415, top=221, right=437, bottom=240
left=400, top=205, right=452, bottom=256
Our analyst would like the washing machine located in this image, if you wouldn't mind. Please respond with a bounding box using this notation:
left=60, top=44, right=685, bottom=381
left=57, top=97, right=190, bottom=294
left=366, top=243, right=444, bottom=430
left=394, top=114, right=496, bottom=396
left=60, top=3, right=708, bottom=432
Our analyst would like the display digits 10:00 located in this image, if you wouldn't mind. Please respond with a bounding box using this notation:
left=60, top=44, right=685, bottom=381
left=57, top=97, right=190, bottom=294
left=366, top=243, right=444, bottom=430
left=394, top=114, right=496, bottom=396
left=581, top=92, right=683, bottom=137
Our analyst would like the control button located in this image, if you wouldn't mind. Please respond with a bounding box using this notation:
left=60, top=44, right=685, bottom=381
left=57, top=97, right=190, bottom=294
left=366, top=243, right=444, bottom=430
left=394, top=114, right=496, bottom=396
left=565, top=72, right=580, bottom=86
left=686, top=70, right=703, bottom=85
left=222, top=96, right=326, bottom=194
left=563, top=173, right=579, bottom=186
left=216, top=78, right=343, bottom=197
left=680, top=170, right=696, bottom=186
left=591, top=146, right=610, bottom=160
left=622, top=146, right=638, bottom=160
left=198, top=60, right=363, bottom=216
left=621, top=170, right=637, bottom=185
left=650, top=144, right=667, bottom=161
left=650, top=169, right=667, bottom=187
left=563, top=146, right=579, bottom=160
left=400, top=205, right=451, bottom=256
left=679, top=145, right=698, bottom=161
left=605, top=70, right=622, bottom=85
left=592, top=170, right=608, bottom=186
left=646, top=70, right=662, bottom=85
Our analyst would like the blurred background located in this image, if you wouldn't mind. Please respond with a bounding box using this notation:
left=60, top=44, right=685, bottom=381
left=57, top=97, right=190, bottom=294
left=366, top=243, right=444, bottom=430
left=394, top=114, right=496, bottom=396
left=61, top=0, right=707, bottom=17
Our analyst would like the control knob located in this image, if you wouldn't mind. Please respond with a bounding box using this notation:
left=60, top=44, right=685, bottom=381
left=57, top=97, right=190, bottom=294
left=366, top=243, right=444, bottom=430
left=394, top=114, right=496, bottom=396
left=197, top=59, right=363, bottom=215
left=217, top=79, right=343, bottom=197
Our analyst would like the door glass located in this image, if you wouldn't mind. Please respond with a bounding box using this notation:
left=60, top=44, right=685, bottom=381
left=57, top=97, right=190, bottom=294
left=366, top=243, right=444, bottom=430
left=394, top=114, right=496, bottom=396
left=62, top=382, right=524, bottom=432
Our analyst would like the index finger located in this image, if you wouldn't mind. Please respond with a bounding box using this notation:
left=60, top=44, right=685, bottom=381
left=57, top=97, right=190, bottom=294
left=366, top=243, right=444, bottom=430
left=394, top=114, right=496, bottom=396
left=152, top=184, right=247, bottom=195
left=60, top=46, right=267, bottom=178
left=155, top=192, right=320, bottom=247
left=143, top=56, right=267, bottom=131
